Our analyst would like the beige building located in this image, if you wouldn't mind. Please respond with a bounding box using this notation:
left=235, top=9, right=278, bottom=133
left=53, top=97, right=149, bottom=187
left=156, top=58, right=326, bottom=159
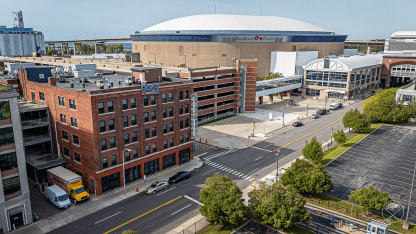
left=131, top=14, right=347, bottom=77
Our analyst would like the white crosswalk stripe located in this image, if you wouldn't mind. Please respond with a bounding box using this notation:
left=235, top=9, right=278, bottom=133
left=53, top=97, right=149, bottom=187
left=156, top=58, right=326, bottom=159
left=245, top=177, right=250, bottom=180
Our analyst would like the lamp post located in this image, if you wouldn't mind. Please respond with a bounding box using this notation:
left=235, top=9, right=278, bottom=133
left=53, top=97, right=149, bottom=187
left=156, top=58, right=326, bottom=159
left=306, top=105, right=309, bottom=116
left=331, top=127, right=334, bottom=144
left=122, top=148, right=132, bottom=195
left=276, top=150, right=280, bottom=178
left=325, top=98, right=328, bottom=110
left=403, top=162, right=416, bottom=229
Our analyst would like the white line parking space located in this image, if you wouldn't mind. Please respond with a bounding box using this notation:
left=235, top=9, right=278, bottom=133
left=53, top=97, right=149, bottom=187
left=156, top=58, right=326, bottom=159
left=184, top=195, right=204, bottom=206
left=171, top=204, right=192, bottom=216
left=157, top=187, right=176, bottom=196
left=95, top=212, right=121, bottom=224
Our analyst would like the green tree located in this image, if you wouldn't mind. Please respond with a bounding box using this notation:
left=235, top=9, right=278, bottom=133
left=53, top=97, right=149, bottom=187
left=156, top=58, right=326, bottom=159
left=199, top=173, right=248, bottom=227
left=343, top=108, right=370, bottom=133
left=121, top=230, right=136, bottom=234
left=0, top=67, right=5, bottom=71
left=280, top=159, right=333, bottom=195
left=248, top=181, right=310, bottom=229
left=302, top=136, right=324, bottom=164
left=46, top=49, right=56, bottom=55
left=342, top=109, right=357, bottom=129
left=349, top=186, right=392, bottom=215
left=106, top=45, right=113, bottom=53
left=333, top=130, right=347, bottom=146
left=63, top=46, right=68, bottom=54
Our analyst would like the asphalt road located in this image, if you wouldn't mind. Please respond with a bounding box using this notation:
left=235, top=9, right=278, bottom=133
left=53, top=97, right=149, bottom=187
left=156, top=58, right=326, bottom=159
left=50, top=101, right=363, bottom=234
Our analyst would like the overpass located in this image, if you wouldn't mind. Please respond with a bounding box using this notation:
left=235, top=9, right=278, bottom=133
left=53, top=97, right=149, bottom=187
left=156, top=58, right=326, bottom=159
left=45, top=37, right=131, bottom=55
left=256, top=75, right=303, bottom=103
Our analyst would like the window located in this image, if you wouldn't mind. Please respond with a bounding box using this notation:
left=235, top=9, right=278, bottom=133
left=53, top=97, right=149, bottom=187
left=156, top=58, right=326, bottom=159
left=169, top=92, right=173, bottom=102
left=162, top=93, right=167, bottom=103
left=108, top=101, right=114, bottom=112
left=110, top=137, right=116, bottom=148
left=152, top=127, right=157, bottom=137
left=123, top=116, right=128, bottom=127
left=179, top=106, right=183, bottom=115
left=69, top=99, right=76, bottom=110
left=60, top=113, right=66, bottom=124
left=71, top=117, right=78, bottom=127
left=169, top=123, right=173, bottom=132
left=180, top=120, right=183, bottom=129
left=151, top=111, right=156, bottom=121
left=31, top=92, right=35, bottom=102
left=185, top=119, right=189, bottom=128
left=98, top=102, right=104, bottom=114
left=62, top=130, right=68, bottom=140
left=151, top=95, right=156, bottom=105
left=131, top=98, right=136, bottom=109
left=111, top=155, right=116, bottom=166
left=186, top=134, right=189, bottom=142
left=179, top=91, right=183, bottom=100
left=73, top=135, right=79, bottom=145
left=0, top=152, right=17, bottom=171
left=39, top=92, right=45, bottom=101
left=125, top=165, right=141, bottom=184
left=185, top=105, right=189, bottom=114
left=164, top=140, right=168, bottom=149
left=0, top=101, right=10, bottom=120
left=0, top=127, right=14, bottom=146
left=109, top=119, right=115, bottom=131
left=74, top=152, right=80, bottom=162
left=63, top=147, right=70, bottom=156
left=163, top=124, right=167, bottom=134
left=133, top=149, right=138, bottom=159
left=145, top=129, right=149, bottom=139
left=101, top=172, right=120, bottom=193
left=180, top=135, right=184, bottom=144
left=124, top=134, right=129, bottom=144
left=122, top=99, right=128, bottom=110
left=144, top=158, right=159, bottom=175
left=3, top=176, right=20, bottom=196
left=125, top=151, right=130, bottom=161
left=185, top=90, right=189, bottom=99
left=146, top=145, right=150, bottom=155
left=132, top=132, right=138, bottom=142
left=163, top=153, right=176, bottom=169
left=101, top=139, right=107, bottom=151
left=152, top=143, right=157, bottom=153
left=100, top=121, right=105, bottom=133
left=58, top=96, right=65, bottom=107
left=170, top=138, right=174, bottom=147
left=131, top=115, right=136, bottom=125
left=144, top=96, right=149, bottom=106
left=169, top=107, right=173, bottom=117
left=103, top=158, right=108, bottom=169
left=144, top=112, right=149, bottom=122
left=163, top=109, right=167, bottom=118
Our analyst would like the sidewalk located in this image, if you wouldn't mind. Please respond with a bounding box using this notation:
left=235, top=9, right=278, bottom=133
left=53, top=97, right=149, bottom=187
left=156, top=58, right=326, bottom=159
left=13, top=157, right=204, bottom=234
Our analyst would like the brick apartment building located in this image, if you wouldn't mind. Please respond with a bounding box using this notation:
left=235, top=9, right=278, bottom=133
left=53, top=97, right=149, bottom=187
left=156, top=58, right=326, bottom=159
left=17, top=59, right=257, bottom=195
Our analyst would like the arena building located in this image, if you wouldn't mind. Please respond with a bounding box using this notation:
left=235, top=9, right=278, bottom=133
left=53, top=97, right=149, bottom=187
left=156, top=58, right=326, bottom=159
left=130, top=14, right=347, bottom=77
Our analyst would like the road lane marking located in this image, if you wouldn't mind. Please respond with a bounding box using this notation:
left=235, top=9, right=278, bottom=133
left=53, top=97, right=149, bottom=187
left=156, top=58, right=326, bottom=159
left=251, top=146, right=272, bottom=152
left=202, top=169, right=216, bottom=176
left=197, top=152, right=207, bottom=157
left=103, top=196, right=182, bottom=234
left=242, top=175, right=247, bottom=178
left=254, top=156, right=263, bottom=161
left=247, top=168, right=260, bottom=175
left=157, top=187, right=176, bottom=196
left=95, top=212, right=121, bottom=224
left=171, top=204, right=192, bottom=216
left=184, top=195, right=204, bottom=206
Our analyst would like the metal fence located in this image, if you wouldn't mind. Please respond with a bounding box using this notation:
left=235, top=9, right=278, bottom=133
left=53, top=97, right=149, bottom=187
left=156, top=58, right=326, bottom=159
left=197, top=112, right=234, bottom=125
left=296, top=222, right=332, bottom=234
left=177, top=216, right=208, bottom=234
left=322, top=130, right=356, bottom=153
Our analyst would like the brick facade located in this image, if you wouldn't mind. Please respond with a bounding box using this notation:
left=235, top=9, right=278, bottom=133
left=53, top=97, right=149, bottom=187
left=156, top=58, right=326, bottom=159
left=381, top=56, right=416, bottom=88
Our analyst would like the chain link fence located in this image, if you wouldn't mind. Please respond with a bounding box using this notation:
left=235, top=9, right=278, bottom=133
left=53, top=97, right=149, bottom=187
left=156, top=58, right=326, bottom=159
left=177, top=216, right=208, bottom=234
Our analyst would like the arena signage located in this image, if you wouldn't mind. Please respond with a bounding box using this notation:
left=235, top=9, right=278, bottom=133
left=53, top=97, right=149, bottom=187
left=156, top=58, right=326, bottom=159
left=222, top=36, right=288, bottom=43
left=141, top=84, right=159, bottom=94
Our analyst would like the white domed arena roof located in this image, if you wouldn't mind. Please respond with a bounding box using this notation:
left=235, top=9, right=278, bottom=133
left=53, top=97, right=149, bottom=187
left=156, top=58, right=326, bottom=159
left=142, top=14, right=331, bottom=33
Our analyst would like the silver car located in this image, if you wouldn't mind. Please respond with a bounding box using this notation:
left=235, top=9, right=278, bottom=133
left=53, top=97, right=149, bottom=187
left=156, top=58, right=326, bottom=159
left=311, top=113, right=318, bottom=119
left=145, top=181, right=169, bottom=194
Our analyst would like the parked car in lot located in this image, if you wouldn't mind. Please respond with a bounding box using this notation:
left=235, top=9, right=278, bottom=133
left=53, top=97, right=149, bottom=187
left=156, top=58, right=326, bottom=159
left=168, top=171, right=191, bottom=184
left=293, top=121, right=303, bottom=127
left=44, top=185, right=71, bottom=210
left=317, top=109, right=326, bottom=115
left=311, top=113, right=318, bottom=119
left=145, top=181, right=169, bottom=194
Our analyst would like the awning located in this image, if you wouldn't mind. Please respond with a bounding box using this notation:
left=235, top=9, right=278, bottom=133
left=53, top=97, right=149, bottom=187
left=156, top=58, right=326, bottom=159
left=324, top=90, right=346, bottom=94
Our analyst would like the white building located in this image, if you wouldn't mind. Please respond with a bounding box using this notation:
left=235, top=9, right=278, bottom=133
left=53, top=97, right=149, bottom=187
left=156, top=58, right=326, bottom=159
left=270, top=51, right=318, bottom=77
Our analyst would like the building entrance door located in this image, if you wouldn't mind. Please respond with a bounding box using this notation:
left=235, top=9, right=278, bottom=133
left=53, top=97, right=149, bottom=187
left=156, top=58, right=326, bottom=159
left=9, top=211, right=24, bottom=230
left=179, top=148, right=190, bottom=165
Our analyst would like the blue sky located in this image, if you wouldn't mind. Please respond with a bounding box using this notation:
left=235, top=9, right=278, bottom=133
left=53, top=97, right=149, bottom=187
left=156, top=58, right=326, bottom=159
left=0, top=0, right=413, bottom=41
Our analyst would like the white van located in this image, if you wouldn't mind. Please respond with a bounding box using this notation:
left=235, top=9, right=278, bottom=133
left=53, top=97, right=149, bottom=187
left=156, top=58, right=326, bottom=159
left=45, top=185, right=71, bottom=209
left=329, top=103, right=339, bottom=110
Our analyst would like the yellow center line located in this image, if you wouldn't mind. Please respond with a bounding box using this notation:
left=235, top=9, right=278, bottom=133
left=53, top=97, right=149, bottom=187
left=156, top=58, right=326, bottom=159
left=103, top=196, right=182, bottom=234
left=254, top=156, right=263, bottom=161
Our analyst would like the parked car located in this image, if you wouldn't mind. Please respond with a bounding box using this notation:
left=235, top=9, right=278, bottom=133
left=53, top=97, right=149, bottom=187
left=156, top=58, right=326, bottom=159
left=311, top=113, right=318, bottom=119
left=329, top=103, right=338, bottom=110
left=317, top=109, right=326, bottom=115
left=44, top=185, right=71, bottom=210
left=337, top=103, right=343, bottom=108
left=168, top=171, right=191, bottom=184
left=145, top=181, right=169, bottom=194
left=293, top=121, right=303, bottom=127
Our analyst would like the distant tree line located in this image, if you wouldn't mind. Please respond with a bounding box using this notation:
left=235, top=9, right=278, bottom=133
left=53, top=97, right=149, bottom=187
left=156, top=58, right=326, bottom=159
left=45, top=44, right=124, bottom=55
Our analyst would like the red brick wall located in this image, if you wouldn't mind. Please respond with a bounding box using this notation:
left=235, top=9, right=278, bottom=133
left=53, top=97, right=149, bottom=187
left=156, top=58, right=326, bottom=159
left=1, top=168, right=19, bottom=178
left=381, top=57, right=416, bottom=88
left=241, top=61, right=258, bottom=112
left=132, top=68, right=162, bottom=83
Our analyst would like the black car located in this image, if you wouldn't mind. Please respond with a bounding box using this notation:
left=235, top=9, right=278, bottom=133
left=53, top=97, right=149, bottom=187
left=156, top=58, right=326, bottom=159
left=293, top=121, right=302, bottom=127
left=168, top=171, right=190, bottom=184
left=317, top=109, right=326, bottom=115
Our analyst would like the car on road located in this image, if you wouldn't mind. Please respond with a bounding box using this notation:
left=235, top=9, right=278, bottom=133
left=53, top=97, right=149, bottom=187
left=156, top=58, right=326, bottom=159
left=293, top=121, right=303, bottom=127
left=168, top=171, right=191, bottom=184
left=311, top=113, right=318, bottom=119
left=145, top=181, right=169, bottom=194
left=329, top=103, right=339, bottom=110
left=317, top=109, right=326, bottom=115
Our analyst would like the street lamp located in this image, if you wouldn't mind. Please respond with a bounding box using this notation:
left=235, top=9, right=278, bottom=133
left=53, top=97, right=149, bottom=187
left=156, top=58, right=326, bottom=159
left=331, top=127, right=334, bottom=144
left=276, top=150, right=280, bottom=178
left=306, top=105, right=309, bottom=116
left=325, top=98, right=328, bottom=110
left=122, top=148, right=132, bottom=195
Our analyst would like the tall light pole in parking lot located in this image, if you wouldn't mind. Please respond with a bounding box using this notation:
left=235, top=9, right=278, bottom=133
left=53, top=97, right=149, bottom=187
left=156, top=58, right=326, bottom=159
left=122, top=148, right=131, bottom=195
left=276, top=150, right=280, bottom=178
left=404, top=162, right=416, bottom=229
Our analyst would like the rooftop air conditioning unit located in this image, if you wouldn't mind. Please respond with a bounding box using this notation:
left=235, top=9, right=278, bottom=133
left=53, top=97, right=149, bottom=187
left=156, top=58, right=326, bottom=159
left=96, top=80, right=104, bottom=87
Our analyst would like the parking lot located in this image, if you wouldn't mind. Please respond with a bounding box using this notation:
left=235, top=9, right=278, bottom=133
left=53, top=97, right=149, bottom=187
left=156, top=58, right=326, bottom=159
left=325, top=124, right=416, bottom=223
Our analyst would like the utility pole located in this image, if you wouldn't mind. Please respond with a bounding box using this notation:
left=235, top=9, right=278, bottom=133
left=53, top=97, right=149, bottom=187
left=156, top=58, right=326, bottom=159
left=331, top=127, right=334, bottom=144
left=276, top=150, right=280, bottom=178
left=403, top=162, right=416, bottom=229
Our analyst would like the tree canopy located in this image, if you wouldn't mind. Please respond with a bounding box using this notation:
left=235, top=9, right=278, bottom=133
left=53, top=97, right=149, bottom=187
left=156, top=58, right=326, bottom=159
left=280, top=159, right=333, bottom=195
left=248, top=181, right=310, bottom=229
left=342, top=108, right=370, bottom=133
left=302, top=136, right=324, bottom=164
left=333, top=130, right=347, bottom=146
left=349, top=186, right=392, bottom=215
left=199, top=173, right=248, bottom=226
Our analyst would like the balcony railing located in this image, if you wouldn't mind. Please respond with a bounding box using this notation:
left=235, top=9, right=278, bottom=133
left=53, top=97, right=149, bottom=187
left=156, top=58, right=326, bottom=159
left=26, top=153, right=61, bottom=166
left=21, top=117, right=49, bottom=128
left=24, top=134, right=51, bottom=144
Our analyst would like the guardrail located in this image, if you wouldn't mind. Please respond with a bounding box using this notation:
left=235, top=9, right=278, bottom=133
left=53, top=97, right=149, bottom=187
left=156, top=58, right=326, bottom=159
left=24, top=134, right=50, bottom=144
left=26, top=154, right=61, bottom=166
left=21, top=118, right=49, bottom=128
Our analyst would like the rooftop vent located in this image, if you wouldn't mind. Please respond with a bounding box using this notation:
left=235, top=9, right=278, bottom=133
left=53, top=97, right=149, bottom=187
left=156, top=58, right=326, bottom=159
left=96, top=80, right=104, bottom=87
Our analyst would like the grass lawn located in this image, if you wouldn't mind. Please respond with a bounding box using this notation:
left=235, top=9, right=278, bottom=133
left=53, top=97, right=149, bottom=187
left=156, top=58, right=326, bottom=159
left=197, top=224, right=315, bottom=234
left=321, top=124, right=383, bottom=165
left=198, top=115, right=235, bottom=127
